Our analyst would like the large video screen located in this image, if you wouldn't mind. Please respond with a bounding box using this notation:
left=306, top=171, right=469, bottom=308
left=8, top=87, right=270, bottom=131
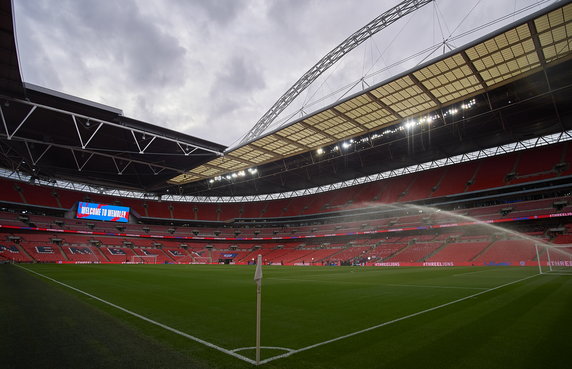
left=76, top=202, right=130, bottom=223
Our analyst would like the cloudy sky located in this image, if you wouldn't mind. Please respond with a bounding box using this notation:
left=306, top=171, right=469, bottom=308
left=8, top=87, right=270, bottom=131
left=13, top=0, right=555, bottom=148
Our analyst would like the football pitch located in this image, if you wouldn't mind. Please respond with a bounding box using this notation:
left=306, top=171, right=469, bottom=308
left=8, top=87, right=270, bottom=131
left=2, top=264, right=571, bottom=369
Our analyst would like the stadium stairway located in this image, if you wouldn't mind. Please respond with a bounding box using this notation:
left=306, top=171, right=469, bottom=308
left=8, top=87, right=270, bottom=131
left=159, top=248, right=176, bottom=263
left=469, top=239, right=499, bottom=263
left=16, top=244, right=34, bottom=262
left=325, top=246, right=356, bottom=263
left=94, top=247, right=110, bottom=262
left=58, top=244, right=69, bottom=261
left=383, top=242, right=414, bottom=262
left=419, top=241, right=448, bottom=262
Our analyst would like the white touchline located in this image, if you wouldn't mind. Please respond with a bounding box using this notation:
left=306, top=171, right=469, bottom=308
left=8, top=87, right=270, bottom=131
left=385, top=283, right=488, bottom=290
left=16, top=265, right=257, bottom=365
left=258, top=273, right=540, bottom=365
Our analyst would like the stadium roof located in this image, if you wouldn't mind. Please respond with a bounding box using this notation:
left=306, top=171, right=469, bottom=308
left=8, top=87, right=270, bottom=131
left=0, top=0, right=571, bottom=197
left=0, top=0, right=24, bottom=98
left=169, top=1, right=572, bottom=186
left=0, top=1, right=228, bottom=192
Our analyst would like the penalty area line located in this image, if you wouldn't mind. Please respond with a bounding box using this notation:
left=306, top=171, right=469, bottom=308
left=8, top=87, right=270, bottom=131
left=16, top=265, right=256, bottom=365
left=259, top=273, right=539, bottom=365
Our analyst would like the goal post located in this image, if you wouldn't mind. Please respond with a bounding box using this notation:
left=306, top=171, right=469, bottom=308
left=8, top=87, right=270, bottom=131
left=536, top=243, right=572, bottom=275
left=131, top=254, right=158, bottom=264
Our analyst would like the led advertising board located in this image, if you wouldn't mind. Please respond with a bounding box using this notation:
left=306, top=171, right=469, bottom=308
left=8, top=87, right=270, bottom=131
left=76, top=202, right=130, bottom=223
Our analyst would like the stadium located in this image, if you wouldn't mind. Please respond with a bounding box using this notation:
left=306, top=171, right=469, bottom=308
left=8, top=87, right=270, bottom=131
left=1, top=0, right=572, bottom=368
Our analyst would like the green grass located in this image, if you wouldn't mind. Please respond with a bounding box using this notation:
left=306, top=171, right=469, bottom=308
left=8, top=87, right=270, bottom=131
left=2, top=264, right=571, bottom=368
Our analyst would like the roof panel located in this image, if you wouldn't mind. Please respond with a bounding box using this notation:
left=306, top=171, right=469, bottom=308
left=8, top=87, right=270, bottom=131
left=466, top=23, right=541, bottom=87
left=171, top=2, right=572, bottom=185
left=536, top=5, right=572, bottom=63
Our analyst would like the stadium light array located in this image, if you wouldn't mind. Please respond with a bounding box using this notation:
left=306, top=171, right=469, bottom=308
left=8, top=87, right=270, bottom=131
left=204, top=99, right=477, bottom=185
left=207, top=167, right=259, bottom=185
left=313, top=98, right=478, bottom=158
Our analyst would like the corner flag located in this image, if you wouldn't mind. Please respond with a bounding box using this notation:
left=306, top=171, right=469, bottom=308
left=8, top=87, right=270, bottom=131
left=254, top=254, right=263, bottom=285
left=254, top=254, right=262, bottom=364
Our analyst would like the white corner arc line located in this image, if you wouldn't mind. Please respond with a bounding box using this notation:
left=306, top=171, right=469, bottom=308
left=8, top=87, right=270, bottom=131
left=259, top=273, right=539, bottom=365
left=17, top=266, right=256, bottom=365
left=232, top=346, right=294, bottom=353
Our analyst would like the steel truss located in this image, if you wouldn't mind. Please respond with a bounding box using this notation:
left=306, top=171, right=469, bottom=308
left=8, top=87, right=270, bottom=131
left=0, top=96, right=223, bottom=176
left=239, top=0, right=433, bottom=145
left=2, top=130, right=570, bottom=204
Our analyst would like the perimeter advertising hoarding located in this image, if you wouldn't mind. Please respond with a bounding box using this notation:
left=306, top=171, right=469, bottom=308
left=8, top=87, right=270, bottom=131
left=76, top=202, right=130, bottom=223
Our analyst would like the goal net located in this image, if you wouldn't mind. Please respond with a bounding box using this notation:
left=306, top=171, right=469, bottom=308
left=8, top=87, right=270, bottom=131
left=131, top=254, right=158, bottom=264
left=537, top=244, right=572, bottom=275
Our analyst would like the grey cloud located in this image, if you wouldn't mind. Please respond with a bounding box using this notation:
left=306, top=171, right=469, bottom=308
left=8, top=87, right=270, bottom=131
left=208, top=56, right=266, bottom=118
left=162, top=0, right=247, bottom=38
left=190, top=0, right=246, bottom=25
left=66, top=0, right=188, bottom=88
left=217, top=56, right=266, bottom=92
left=14, top=0, right=63, bottom=89
left=267, top=0, right=313, bottom=27
left=18, top=0, right=188, bottom=90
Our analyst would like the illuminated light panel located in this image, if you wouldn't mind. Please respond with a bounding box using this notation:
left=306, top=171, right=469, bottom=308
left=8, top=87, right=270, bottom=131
left=188, top=166, right=220, bottom=176
left=252, top=137, right=303, bottom=156
left=303, top=110, right=338, bottom=128
left=371, top=76, right=437, bottom=117
left=277, top=122, right=329, bottom=146
left=336, top=95, right=397, bottom=130
left=298, top=136, right=331, bottom=148
left=466, top=24, right=540, bottom=86
left=335, top=95, right=373, bottom=113
left=535, top=4, right=572, bottom=62
left=359, top=111, right=397, bottom=129
left=196, top=168, right=222, bottom=178
left=208, top=157, right=244, bottom=170
left=232, top=146, right=274, bottom=163
left=413, top=54, right=483, bottom=103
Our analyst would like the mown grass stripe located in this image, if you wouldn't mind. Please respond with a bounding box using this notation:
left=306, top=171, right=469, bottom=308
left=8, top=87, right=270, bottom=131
left=259, top=273, right=539, bottom=364
left=17, top=265, right=256, bottom=365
